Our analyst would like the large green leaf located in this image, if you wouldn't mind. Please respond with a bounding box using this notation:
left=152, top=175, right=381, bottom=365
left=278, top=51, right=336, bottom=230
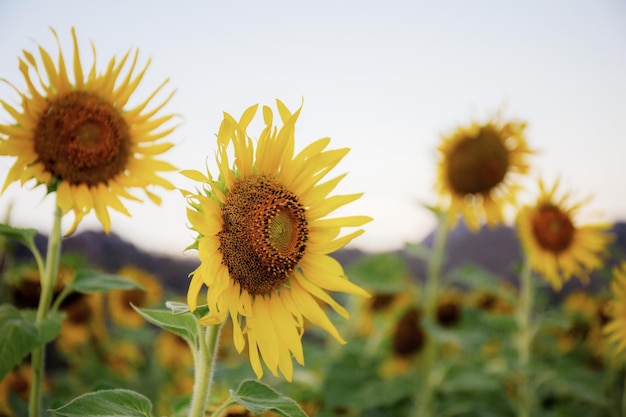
left=230, top=379, right=308, bottom=417
left=49, top=389, right=153, bottom=417
left=0, top=305, right=63, bottom=380
left=67, top=269, right=144, bottom=294
left=132, top=306, right=198, bottom=345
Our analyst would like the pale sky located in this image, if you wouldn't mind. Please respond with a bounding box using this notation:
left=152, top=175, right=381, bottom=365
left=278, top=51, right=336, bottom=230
left=0, top=0, right=625, bottom=256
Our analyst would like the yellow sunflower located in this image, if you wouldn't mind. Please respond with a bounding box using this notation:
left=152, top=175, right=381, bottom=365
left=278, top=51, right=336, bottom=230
left=435, top=117, right=533, bottom=230
left=603, top=262, right=626, bottom=361
left=0, top=28, right=177, bottom=234
left=184, top=100, right=371, bottom=381
left=108, top=265, right=162, bottom=328
left=516, top=178, right=613, bottom=290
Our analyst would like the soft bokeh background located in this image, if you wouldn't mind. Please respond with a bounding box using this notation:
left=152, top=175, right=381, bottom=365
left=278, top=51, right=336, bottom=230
left=0, top=0, right=624, bottom=256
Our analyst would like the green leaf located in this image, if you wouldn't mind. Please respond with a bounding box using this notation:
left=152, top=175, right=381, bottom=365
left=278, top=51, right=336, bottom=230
left=346, top=252, right=409, bottom=293
left=67, top=269, right=144, bottom=294
left=0, top=304, right=39, bottom=379
left=132, top=306, right=198, bottom=345
left=230, top=379, right=308, bottom=417
left=0, top=306, right=65, bottom=380
left=0, top=223, right=37, bottom=247
left=49, top=389, right=153, bottom=417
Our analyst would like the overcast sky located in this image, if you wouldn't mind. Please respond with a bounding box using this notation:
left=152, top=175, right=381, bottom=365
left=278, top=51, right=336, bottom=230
left=0, top=0, right=625, bottom=256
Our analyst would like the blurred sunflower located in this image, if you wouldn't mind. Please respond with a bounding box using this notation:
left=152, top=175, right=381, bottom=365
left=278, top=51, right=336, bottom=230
left=155, top=331, right=193, bottom=371
left=184, top=100, right=371, bottom=381
left=56, top=293, right=105, bottom=352
left=435, top=117, right=533, bottom=230
left=0, top=28, right=177, bottom=235
left=108, top=266, right=162, bottom=328
left=516, top=178, right=613, bottom=290
left=603, top=262, right=626, bottom=361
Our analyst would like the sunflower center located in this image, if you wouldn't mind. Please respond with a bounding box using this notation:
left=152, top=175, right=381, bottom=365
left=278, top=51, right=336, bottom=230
left=446, top=125, right=510, bottom=195
left=123, top=289, right=147, bottom=310
left=33, top=91, right=130, bottom=186
left=218, top=175, right=308, bottom=296
left=531, top=205, right=575, bottom=253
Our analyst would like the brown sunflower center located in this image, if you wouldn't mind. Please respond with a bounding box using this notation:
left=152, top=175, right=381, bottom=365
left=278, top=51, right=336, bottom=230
left=218, top=175, right=308, bottom=296
left=122, top=289, right=147, bottom=311
left=531, top=205, right=575, bottom=253
left=33, top=91, right=130, bottom=186
left=446, top=125, right=510, bottom=195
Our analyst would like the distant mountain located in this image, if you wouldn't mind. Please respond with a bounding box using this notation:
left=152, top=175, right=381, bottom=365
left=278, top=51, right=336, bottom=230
left=5, top=221, right=625, bottom=298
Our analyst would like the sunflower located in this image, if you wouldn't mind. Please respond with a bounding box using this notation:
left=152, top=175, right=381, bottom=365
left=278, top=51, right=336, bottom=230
left=184, top=100, right=371, bottom=381
left=603, top=262, right=626, bottom=361
left=108, top=265, right=162, bottom=328
left=0, top=28, right=177, bottom=234
left=516, top=178, right=613, bottom=290
left=435, top=117, right=533, bottom=230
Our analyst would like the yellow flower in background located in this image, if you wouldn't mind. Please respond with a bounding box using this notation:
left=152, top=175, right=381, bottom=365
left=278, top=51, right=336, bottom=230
left=184, top=100, right=371, bottom=381
left=435, top=117, right=533, bottom=230
left=56, top=293, right=105, bottom=352
left=604, top=263, right=626, bottom=360
left=0, top=28, right=177, bottom=235
left=108, top=266, right=162, bottom=328
left=516, top=178, right=613, bottom=290
left=155, top=331, right=194, bottom=371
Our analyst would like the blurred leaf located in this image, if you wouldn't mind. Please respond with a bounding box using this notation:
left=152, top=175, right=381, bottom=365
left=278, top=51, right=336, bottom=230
left=230, top=379, right=308, bottom=417
left=346, top=252, right=409, bottom=293
left=404, top=241, right=432, bottom=261
left=448, top=264, right=516, bottom=303
left=133, top=306, right=198, bottom=346
left=0, top=306, right=63, bottom=380
left=68, top=269, right=144, bottom=294
left=0, top=304, right=39, bottom=380
left=0, top=223, right=37, bottom=247
left=49, top=389, right=153, bottom=417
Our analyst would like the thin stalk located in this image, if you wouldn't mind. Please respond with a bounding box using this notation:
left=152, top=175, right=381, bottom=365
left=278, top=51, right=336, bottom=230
left=516, top=257, right=534, bottom=417
left=28, top=206, right=63, bottom=417
left=188, top=323, right=222, bottom=417
left=414, top=212, right=450, bottom=417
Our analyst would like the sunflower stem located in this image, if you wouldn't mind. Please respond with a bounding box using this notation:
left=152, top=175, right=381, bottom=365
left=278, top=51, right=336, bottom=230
left=28, top=205, right=62, bottom=417
left=413, top=211, right=450, bottom=417
left=188, top=323, right=222, bottom=417
left=515, top=257, right=534, bottom=417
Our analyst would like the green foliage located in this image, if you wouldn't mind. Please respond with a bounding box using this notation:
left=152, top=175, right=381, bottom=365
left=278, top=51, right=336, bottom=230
left=346, top=252, right=409, bottom=293
left=132, top=305, right=199, bottom=346
left=67, top=269, right=144, bottom=294
left=0, top=304, right=63, bottom=379
left=48, top=389, right=153, bottom=417
left=230, top=379, right=308, bottom=417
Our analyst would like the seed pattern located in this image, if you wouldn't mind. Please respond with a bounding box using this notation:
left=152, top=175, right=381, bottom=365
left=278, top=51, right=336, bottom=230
left=33, top=91, right=130, bottom=185
left=532, top=205, right=574, bottom=253
left=218, top=175, right=308, bottom=295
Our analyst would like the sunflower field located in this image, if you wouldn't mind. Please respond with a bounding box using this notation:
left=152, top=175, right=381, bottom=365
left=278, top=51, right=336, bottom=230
left=1, top=25, right=625, bottom=417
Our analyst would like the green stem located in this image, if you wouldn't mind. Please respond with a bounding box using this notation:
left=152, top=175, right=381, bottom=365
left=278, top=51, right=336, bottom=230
left=414, top=211, right=450, bottom=417
left=29, top=206, right=63, bottom=417
left=209, top=399, right=236, bottom=417
left=188, top=323, right=222, bottom=417
left=516, top=257, right=534, bottom=417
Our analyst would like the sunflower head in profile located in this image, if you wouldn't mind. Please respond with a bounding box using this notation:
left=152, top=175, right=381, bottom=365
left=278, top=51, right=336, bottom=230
left=516, top=178, right=613, bottom=290
left=603, top=262, right=626, bottom=362
left=435, top=117, right=533, bottom=230
left=0, top=28, right=177, bottom=235
left=183, top=100, right=372, bottom=381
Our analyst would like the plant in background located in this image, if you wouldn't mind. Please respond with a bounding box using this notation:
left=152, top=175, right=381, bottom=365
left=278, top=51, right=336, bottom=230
left=412, top=115, right=534, bottom=417
left=514, top=177, right=613, bottom=417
